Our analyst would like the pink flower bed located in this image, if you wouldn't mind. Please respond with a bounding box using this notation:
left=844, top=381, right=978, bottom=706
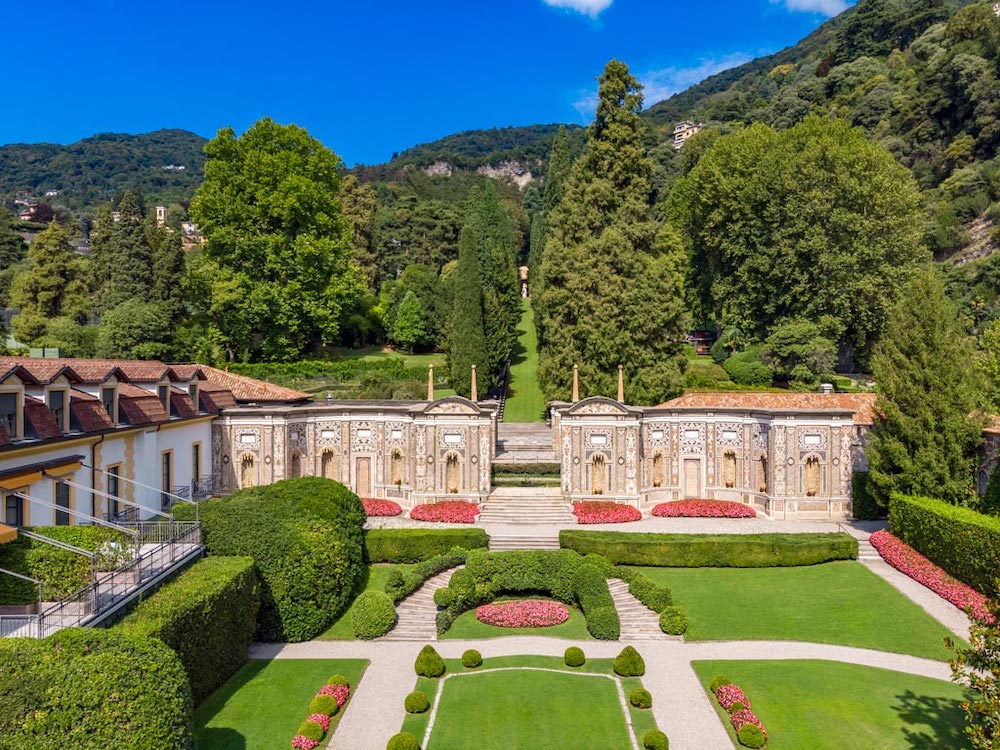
left=308, top=714, right=330, bottom=732
left=291, top=737, right=318, bottom=750
left=362, top=498, right=403, bottom=517
left=410, top=501, right=480, bottom=524
left=652, top=500, right=756, bottom=518
left=715, top=684, right=751, bottom=711
left=476, top=599, right=570, bottom=628
left=317, top=683, right=350, bottom=707
left=731, top=708, right=768, bottom=738
left=713, top=682, right=768, bottom=741
left=290, top=680, right=351, bottom=748
left=573, top=501, right=642, bottom=524
left=870, top=530, right=994, bottom=621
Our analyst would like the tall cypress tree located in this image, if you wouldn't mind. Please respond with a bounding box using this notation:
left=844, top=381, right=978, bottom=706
left=537, top=60, right=688, bottom=405
left=531, top=126, right=573, bottom=335
left=147, top=223, right=186, bottom=324
left=0, top=208, right=26, bottom=270
left=448, top=199, right=489, bottom=398
left=867, top=268, right=986, bottom=508
left=91, top=191, right=154, bottom=312
left=477, top=182, right=519, bottom=381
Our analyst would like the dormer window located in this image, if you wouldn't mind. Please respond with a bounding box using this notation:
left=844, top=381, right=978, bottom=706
left=158, top=385, right=170, bottom=412
left=0, top=393, right=18, bottom=438
left=188, top=382, right=199, bottom=412
left=48, top=389, right=68, bottom=432
left=101, top=387, right=116, bottom=423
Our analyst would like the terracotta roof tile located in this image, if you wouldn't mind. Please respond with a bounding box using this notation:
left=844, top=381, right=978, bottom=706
left=117, top=383, right=169, bottom=425
left=656, top=392, right=878, bottom=425
left=170, top=390, right=199, bottom=420
left=198, top=365, right=310, bottom=404
left=167, top=365, right=206, bottom=380
left=0, top=356, right=149, bottom=384
left=69, top=389, right=115, bottom=433
left=199, top=383, right=238, bottom=413
left=23, top=396, right=62, bottom=439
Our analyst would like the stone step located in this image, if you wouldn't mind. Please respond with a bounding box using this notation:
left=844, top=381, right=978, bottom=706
left=607, top=577, right=678, bottom=642
left=488, top=535, right=561, bottom=551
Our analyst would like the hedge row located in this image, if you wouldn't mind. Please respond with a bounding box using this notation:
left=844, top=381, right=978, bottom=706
left=385, top=548, right=468, bottom=603
left=492, top=463, right=561, bottom=477
left=364, top=528, right=488, bottom=563
left=0, top=628, right=194, bottom=749
left=0, top=526, right=134, bottom=605
left=852, top=472, right=880, bottom=521
left=560, top=531, right=857, bottom=567
left=118, top=556, right=259, bottom=705
left=174, top=477, right=366, bottom=642
left=889, top=493, right=1000, bottom=597
left=434, top=549, right=621, bottom=639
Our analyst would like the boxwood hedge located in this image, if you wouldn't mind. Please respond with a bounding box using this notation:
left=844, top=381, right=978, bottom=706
left=890, top=493, right=1000, bottom=597
left=385, top=548, right=468, bottom=603
left=560, top=531, right=857, bottom=567
left=173, top=477, right=365, bottom=642
left=364, top=528, right=489, bottom=563
left=351, top=590, right=397, bottom=639
left=118, top=556, right=258, bottom=705
left=0, top=628, right=194, bottom=749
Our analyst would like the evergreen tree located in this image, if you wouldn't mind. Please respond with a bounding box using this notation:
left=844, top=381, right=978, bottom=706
left=392, top=290, right=427, bottom=352
left=10, top=223, right=90, bottom=345
left=147, top=223, right=186, bottom=325
left=448, top=214, right=489, bottom=398
left=868, top=269, right=986, bottom=508
left=0, top=208, right=26, bottom=270
left=476, top=182, right=519, bottom=381
left=91, top=191, right=154, bottom=312
left=537, top=60, right=689, bottom=405
left=530, top=125, right=573, bottom=333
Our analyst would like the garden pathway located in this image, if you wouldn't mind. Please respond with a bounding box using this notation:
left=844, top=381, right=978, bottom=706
left=607, top=578, right=676, bottom=641
left=378, top=569, right=456, bottom=642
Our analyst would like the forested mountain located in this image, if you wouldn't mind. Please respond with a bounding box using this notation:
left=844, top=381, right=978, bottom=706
left=0, top=129, right=207, bottom=212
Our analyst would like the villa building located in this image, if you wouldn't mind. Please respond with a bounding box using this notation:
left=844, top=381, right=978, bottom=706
left=673, top=121, right=703, bottom=149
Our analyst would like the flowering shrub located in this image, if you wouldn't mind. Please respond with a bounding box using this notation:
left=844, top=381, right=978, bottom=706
left=362, top=498, right=403, bottom=517
left=716, top=684, right=751, bottom=712
left=573, top=501, right=642, bottom=524
left=308, top=714, right=330, bottom=732
left=410, top=501, right=480, bottom=524
left=291, top=736, right=319, bottom=750
left=290, top=682, right=351, bottom=748
left=730, top=708, right=767, bottom=738
left=317, top=683, right=350, bottom=707
left=476, top=599, right=570, bottom=628
left=652, top=500, right=756, bottom=518
left=870, top=530, right=994, bottom=621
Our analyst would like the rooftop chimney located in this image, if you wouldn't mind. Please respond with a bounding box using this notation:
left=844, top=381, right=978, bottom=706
left=820, top=383, right=833, bottom=395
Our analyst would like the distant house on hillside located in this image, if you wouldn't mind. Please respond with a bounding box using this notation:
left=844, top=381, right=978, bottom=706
left=673, top=121, right=703, bottom=150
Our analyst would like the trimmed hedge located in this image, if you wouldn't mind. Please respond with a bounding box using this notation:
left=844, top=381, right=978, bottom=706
left=492, top=462, right=561, bottom=477
left=352, top=590, right=397, bottom=639
left=365, top=528, right=489, bottom=563
left=614, top=646, right=645, bottom=677
left=629, top=687, right=653, bottom=709
left=173, top=477, right=365, bottom=642
left=0, top=628, right=194, bottom=748
left=415, top=645, right=446, bottom=678
left=565, top=646, right=586, bottom=667
left=659, top=606, right=689, bottom=636
left=405, top=691, right=430, bottom=714
left=643, top=729, right=669, bottom=750
left=387, top=732, right=421, bottom=750
left=852, top=472, right=880, bottom=520
left=738, top=724, right=767, bottom=748
left=889, top=493, right=1000, bottom=597
left=385, top=548, right=467, bottom=603
left=0, top=525, right=134, bottom=605
left=560, top=530, right=857, bottom=567
left=462, top=649, right=483, bottom=668
left=118, top=556, right=259, bottom=705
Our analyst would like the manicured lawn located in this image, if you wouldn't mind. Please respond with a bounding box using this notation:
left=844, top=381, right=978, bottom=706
left=692, top=659, right=971, bottom=750
left=440, top=597, right=593, bottom=640
left=195, top=658, right=367, bottom=750
left=425, top=666, right=632, bottom=749
left=636, top=561, right=959, bottom=661
left=319, top=563, right=415, bottom=640
left=503, top=299, right=547, bottom=423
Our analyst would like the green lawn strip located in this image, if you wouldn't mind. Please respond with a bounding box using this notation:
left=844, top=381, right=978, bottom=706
left=319, top=564, right=416, bottom=640
left=440, top=596, right=594, bottom=640
left=621, top=676, right=658, bottom=739
left=400, top=676, right=440, bottom=739
left=635, top=561, right=959, bottom=661
left=195, top=658, right=368, bottom=750
left=424, top=662, right=633, bottom=750
left=503, top=299, right=547, bottom=423
left=691, top=659, right=972, bottom=750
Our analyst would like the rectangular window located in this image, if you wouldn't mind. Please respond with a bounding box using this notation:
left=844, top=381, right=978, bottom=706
left=107, top=465, right=121, bottom=519
left=101, top=387, right=116, bottom=420
left=54, top=481, right=70, bottom=526
left=4, top=494, right=23, bottom=527
left=0, top=393, right=17, bottom=437
left=49, top=390, right=65, bottom=431
left=161, top=452, right=172, bottom=509
left=188, top=383, right=199, bottom=411
left=158, top=385, right=170, bottom=412
left=192, top=443, right=201, bottom=489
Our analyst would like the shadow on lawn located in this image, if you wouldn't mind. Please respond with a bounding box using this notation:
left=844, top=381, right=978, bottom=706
left=892, top=690, right=970, bottom=750
left=197, top=728, right=246, bottom=750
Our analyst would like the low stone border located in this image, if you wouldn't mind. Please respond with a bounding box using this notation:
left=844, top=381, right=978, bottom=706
left=421, top=666, right=641, bottom=750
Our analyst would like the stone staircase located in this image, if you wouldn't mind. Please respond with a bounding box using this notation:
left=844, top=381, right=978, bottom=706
left=607, top=578, right=674, bottom=641
left=857, top=538, right=881, bottom=563
left=478, top=486, right=575, bottom=525
left=488, top=533, right=561, bottom=551
left=495, top=423, right=558, bottom=465
left=379, top=569, right=455, bottom=642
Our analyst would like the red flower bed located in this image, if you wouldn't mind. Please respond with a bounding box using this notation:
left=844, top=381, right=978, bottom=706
left=573, top=501, right=642, bottom=524
left=410, top=500, right=480, bottom=524
left=362, top=498, right=403, bottom=517
left=290, top=680, right=351, bottom=749
left=476, top=600, right=570, bottom=628
left=715, top=684, right=751, bottom=711
left=652, top=500, right=756, bottom=518
left=870, top=530, right=993, bottom=621
left=730, top=707, right=768, bottom=738
left=713, top=682, right=767, bottom=741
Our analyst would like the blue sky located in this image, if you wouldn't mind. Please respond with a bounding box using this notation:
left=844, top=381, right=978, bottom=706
left=1, top=0, right=852, bottom=166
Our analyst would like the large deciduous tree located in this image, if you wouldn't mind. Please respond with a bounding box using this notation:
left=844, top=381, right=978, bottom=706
left=190, top=118, right=364, bottom=361
left=668, top=116, right=926, bottom=366
left=537, top=59, right=688, bottom=405
left=867, top=269, right=986, bottom=508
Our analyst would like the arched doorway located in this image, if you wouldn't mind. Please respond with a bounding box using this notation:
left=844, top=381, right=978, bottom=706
left=652, top=452, right=664, bottom=488
left=758, top=455, right=768, bottom=493
left=289, top=452, right=302, bottom=479
left=321, top=450, right=338, bottom=481
left=391, top=449, right=404, bottom=486
left=591, top=454, right=607, bottom=495
left=445, top=453, right=461, bottom=494
left=804, top=456, right=821, bottom=497
left=723, top=451, right=737, bottom=489
left=240, top=454, right=256, bottom=489
left=356, top=457, right=372, bottom=497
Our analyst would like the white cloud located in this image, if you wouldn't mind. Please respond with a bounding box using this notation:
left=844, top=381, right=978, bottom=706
left=571, top=53, right=753, bottom=120
left=773, top=0, right=849, bottom=17
left=542, top=0, right=614, bottom=19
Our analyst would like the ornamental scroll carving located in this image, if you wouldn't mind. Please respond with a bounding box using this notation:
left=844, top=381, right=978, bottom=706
left=625, top=429, right=637, bottom=495
left=317, top=422, right=342, bottom=447
left=679, top=423, right=705, bottom=453
left=479, top=428, right=491, bottom=491
left=415, top=425, right=427, bottom=491
left=585, top=429, right=613, bottom=457
left=351, top=422, right=377, bottom=452
left=715, top=423, right=743, bottom=447
left=562, top=428, right=572, bottom=492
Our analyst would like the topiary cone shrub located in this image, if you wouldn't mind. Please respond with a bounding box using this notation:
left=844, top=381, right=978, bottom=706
left=564, top=646, right=586, bottom=667
left=414, top=645, right=446, bottom=678
left=629, top=687, right=653, bottom=709
left=461, top=649, right=482, bottom=668
left=643, top=729, right=669, bottom=750
left=387, top=731, right=421, bottom=750
left=659, top=605, right=689, bottom=636
left=351, top=590, right=397, bottom=640
left=614, top=645, right=645, bottom=677
left=404, top=690, right=430, bottom=714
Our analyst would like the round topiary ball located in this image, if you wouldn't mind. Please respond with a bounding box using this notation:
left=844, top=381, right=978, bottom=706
left=414, top=644, right=446, bottom=678
left=737, top=724, right=766, bottom=749
left=629, top=687, right=653, bottom=709
left=352, top=590, right=397, bottom=640
left=643, top=729, right=669, bottom=750
left=564, top=646, right=586, bottom=668
left=433, top=587, right=456, bottom=608
left=587, top=605, right=621, bottom=640
left=613, top=645, right=646, bottom=677
left=387, top=731, right=421, bottom=750
left=709, top=675, right=731, bottom=693
left=326, top=674, right=350, bottom=687
left=404, top=690, right=430, bottom=714
left=309, top=694, right=339, bottom=716
left=297, top=719, right=325, bottom=742
left=659, top=606, right=689, bottom=636
left=461, top=649, right=482, bottom=668
left=730, top=700, right=746, bottom=714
